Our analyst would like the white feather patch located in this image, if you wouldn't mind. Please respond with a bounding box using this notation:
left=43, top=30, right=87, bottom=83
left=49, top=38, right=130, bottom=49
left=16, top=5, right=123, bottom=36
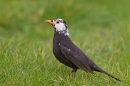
left=55, top=23, right=65, bottom=31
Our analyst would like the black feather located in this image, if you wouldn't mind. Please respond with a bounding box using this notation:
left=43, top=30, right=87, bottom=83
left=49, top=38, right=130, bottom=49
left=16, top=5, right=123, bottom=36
left=52, top=33, right=121, bottom=81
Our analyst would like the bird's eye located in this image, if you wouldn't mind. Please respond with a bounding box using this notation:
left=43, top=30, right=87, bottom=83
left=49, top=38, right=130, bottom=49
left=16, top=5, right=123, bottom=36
left=56, top=21, right=59, bottom=24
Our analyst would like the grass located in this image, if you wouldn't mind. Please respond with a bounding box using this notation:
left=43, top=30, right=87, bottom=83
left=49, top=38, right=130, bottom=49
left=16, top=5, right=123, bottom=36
left=0, top=0, right=130, bottom=86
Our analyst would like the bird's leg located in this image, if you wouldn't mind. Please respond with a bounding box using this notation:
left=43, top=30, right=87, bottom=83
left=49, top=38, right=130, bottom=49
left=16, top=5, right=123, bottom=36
left=69, top=68, right=77, bottom=77
left=71, top=68, right=77, bottom=73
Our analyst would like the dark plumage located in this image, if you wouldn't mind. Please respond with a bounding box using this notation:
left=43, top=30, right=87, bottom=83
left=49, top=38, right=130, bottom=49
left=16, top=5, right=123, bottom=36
left=45, top=18, right=121, bottom=81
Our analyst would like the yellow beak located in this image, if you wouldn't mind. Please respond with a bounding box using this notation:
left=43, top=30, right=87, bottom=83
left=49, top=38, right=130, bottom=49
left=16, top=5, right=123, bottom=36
left=44, top=20, right=54, bottom=25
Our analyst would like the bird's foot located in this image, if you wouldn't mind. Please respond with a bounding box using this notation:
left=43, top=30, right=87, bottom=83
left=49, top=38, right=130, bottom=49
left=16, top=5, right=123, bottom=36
left=69, top=71, right=76, bottom=78
left=69, top=68, right=77, bottom=77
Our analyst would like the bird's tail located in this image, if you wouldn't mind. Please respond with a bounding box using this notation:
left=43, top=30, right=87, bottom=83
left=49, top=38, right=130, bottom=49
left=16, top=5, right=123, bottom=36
left=101, top=69, right=121, bottom=82
left=93, top=66, right=121, bottom=82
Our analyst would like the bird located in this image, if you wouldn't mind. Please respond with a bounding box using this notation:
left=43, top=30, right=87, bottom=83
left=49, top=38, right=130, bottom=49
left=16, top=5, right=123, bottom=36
left=44, top=18, right=121, bottom=82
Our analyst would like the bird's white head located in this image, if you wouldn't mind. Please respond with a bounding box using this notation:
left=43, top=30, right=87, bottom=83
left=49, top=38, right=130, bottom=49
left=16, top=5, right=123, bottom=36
left=45, top=18, right=69, bottom=36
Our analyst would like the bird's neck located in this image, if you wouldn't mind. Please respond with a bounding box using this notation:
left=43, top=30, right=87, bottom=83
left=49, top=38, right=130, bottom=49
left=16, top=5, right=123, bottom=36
left=54, top=32, right=70, bottom=42
left=55, top=29, right=69, bottom=36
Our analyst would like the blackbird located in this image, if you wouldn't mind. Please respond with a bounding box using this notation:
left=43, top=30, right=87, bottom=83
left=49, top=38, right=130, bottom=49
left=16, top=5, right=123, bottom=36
left=45, top=18, right=121, bottom=81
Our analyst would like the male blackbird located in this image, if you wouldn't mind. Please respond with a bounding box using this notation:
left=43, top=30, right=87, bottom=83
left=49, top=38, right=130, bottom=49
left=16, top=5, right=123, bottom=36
left=45, top=18, right=121, bottom=81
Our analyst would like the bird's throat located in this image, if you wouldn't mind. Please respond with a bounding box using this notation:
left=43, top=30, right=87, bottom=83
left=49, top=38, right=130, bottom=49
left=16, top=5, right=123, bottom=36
left=55, top=29, right=69, bottom=36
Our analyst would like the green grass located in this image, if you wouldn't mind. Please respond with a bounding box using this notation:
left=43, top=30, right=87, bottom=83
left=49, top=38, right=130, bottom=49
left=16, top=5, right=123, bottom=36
left=0, top=0, right=130, bottom=86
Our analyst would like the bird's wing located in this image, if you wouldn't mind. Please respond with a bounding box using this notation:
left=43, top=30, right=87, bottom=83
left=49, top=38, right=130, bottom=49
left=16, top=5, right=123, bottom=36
left=60, top=41, right=94, bottom=74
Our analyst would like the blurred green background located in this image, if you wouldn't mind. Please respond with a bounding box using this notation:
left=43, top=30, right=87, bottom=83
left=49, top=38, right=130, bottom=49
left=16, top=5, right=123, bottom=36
left=0, top=0, right=130, bottom=86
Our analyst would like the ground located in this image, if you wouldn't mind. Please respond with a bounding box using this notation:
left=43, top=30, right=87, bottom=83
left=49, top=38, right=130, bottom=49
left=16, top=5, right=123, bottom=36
left=0, top=0, right=130, bottom=86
